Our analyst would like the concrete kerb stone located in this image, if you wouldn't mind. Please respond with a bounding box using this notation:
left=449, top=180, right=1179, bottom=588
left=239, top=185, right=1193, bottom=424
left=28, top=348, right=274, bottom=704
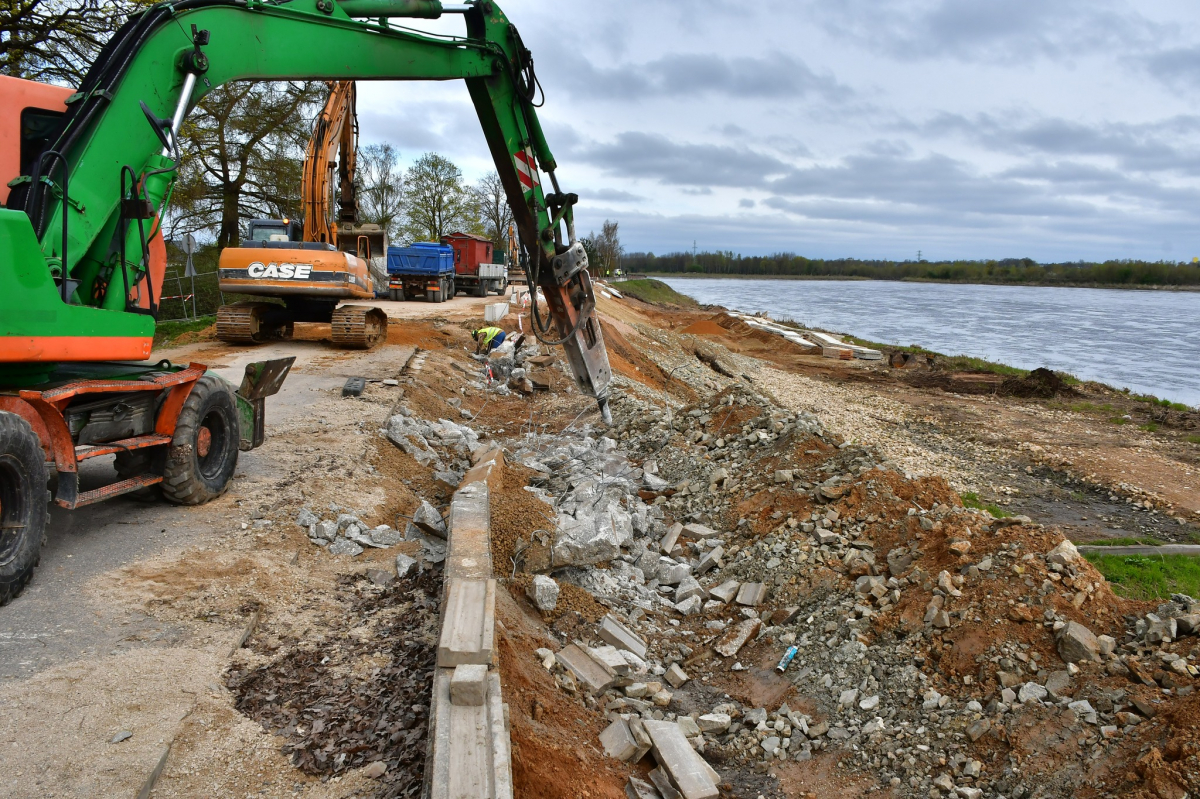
left=437, top=579, right=496, bottom=668
left=424, top=454, right=513, bottom=799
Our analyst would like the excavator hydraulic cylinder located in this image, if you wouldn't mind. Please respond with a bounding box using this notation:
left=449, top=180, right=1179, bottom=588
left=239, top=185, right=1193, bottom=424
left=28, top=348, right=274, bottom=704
left=337, top=0, right=443, bottom=17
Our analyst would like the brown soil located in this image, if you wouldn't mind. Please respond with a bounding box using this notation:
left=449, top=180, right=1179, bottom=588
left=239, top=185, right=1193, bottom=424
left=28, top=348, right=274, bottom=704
left=680, top=319, right=728, bottom=335
left=494, top=588, right=629, bottom=799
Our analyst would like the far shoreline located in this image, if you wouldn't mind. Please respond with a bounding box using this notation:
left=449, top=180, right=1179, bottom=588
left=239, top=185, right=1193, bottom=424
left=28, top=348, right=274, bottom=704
left=641, top=272, right=1200, bottom=293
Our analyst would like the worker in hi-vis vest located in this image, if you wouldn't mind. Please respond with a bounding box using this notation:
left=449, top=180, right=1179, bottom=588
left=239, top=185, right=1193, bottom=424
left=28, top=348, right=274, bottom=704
left=472, top=326, right=507, bottom=355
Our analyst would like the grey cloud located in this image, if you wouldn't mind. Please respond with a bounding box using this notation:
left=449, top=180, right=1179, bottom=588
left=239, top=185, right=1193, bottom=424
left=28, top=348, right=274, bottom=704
left=555, top=51, right=851, bottom=102
left=809, top=0, right=1160, bottom=64
left=767, top=152, right=1095, bottom=219
left=1146, top=47, right=1200, bottom=92
left=922, top=112, right=1200, bottom=176
left=739, top=199, right=756, bottom=208
left=580, top=132, right=792, bottom=188
left=589, top=188, right=646, bottom=203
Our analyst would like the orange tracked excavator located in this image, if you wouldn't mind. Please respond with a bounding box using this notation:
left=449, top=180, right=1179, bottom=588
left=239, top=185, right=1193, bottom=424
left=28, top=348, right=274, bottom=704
left=216, top=81, right=388, bottom=348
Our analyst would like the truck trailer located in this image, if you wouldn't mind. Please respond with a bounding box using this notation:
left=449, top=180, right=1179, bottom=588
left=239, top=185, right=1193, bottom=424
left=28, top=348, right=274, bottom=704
left=442, top=232, right=508, bottom=297
left=386, top=242, right=456, bottom=302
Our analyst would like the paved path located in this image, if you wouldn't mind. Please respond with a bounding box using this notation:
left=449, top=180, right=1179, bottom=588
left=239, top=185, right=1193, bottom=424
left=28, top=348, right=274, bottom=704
left=1077, top=545, right=1200, bottom=556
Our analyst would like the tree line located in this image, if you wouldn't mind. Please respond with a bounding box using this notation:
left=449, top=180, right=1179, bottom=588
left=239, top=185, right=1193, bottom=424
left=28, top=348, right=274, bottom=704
left=624, top=252, right=1200, bottom=288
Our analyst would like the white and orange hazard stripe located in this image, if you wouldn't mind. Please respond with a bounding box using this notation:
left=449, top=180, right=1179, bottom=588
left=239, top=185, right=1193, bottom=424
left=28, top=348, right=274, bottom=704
left=514, top=148, right=541, bottom=192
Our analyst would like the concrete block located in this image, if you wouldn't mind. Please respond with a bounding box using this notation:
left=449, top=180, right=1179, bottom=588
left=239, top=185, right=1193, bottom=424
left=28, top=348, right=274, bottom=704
left=665, top=663, right=690, bottom=688
left=446, top=483, right=493, bottom=580
left=695, top=546, right=724, bottom=575
left=658, top=558, right=691, bottom=586
left=642, top=719, right=719, bottom=799
left=735, top=582, right=766, bottom=606
left=660, top=522, right=683, bottom=554
left=649, top=768, right=682, bottom=799
left=556, top=644, right=615, bottom=694
left=714, top=618, right=761, bottom=658
left=599, top=614, right=648, bottom=660
left=488, top=673, right=513, bottom=799
left=438, top=579, right=496, bottom=667
left=600, top=718, right=639, bottom=761
left=674, top=576, right=705, bottom=602
left=588, top=645, right=632, bottom=676
left=708, top=579, right=740, bottom=604
left=450, top=664, right=488, bottom=707
left=429, top=669, right=495, bottom=799
left=682, top=522, right=719, bottom=539
left=627, top=717, right=653, bottom=761
left=626, top=776, right=660, bottom=799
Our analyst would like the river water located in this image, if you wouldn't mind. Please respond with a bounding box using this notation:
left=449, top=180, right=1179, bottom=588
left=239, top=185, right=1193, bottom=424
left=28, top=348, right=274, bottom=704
left=658, top=277, right=1200, bottom=408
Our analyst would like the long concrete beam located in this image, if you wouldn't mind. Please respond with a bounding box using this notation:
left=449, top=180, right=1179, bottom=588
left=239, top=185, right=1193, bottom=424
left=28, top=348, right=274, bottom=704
left=425, top=447, right=513, bottom=799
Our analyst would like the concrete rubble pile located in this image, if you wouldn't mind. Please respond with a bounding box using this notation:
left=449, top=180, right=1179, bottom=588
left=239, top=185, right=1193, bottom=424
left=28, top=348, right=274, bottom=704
left=508, top=380, right=1197, bottom=799
left=295, top=408, right=485, bottom=564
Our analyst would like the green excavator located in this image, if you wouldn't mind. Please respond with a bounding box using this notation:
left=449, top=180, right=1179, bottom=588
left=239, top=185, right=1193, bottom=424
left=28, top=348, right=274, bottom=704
left=0, top=0, right=612, bottom=604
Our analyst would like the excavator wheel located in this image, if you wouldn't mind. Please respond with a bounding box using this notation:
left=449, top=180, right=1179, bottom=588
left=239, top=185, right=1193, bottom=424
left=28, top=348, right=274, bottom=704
left=0, top=412, right=49, bottom=606
left=331, top=306, right=388, bottom=349
left=216, top=302, right=293, bottom=345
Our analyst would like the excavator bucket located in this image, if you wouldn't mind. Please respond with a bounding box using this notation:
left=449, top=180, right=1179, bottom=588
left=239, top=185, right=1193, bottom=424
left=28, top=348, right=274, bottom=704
left=234, top=357, right=296, bottom=450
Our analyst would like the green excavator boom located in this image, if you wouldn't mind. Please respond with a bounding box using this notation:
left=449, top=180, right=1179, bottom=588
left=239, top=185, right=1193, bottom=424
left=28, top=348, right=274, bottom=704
left=0, top=0, right=611, bottom=415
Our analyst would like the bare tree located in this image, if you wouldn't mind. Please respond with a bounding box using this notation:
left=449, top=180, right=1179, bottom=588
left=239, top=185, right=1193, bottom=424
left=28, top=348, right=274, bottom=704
left=168, top=81, right=323, bottom=247
left=358, top=142, right=404, bottom=240
left=591, top=219, right=623, bottom=276
left=0, top=0, right=152, bottom=85
left=472, top=170, right=513, bottom=251
left=399, top=152, right=481, bottom=243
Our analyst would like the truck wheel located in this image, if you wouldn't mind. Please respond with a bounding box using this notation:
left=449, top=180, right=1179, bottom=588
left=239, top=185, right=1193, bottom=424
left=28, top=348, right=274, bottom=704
left=161, top=376, right=239, bottom=506
left=428, top=288, right=441, bottom=303
left=448, top=278, right=456, bottom=298
left=474, top=280, right=487, bottom=298
left=0, top=412, right=48, bottom=605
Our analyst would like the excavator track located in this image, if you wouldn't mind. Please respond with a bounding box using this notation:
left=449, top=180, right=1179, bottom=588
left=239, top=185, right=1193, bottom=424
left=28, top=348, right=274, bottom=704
left=330, top=305, right=387, bottom=349
left=216, top=302, right=293, bottom=345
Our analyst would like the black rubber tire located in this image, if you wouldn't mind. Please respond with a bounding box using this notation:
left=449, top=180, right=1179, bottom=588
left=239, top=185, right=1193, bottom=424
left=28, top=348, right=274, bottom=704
left=474, top=280, right=487, bottom=298
left=448, top=278, right=456, bottom=298
left=428, top=289, right=441, bottom=303
left=0, top=412, right=49, bottom=606
left=161, top=375, right=240, bottom=506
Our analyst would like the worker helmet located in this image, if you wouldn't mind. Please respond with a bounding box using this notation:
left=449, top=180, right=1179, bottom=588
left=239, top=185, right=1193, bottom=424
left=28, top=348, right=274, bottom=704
left=471, top=329, right=480, bottom=340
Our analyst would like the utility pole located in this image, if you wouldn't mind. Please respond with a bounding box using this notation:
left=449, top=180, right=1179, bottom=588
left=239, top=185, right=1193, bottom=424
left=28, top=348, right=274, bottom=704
left=917, top=249, right=922, bottom=262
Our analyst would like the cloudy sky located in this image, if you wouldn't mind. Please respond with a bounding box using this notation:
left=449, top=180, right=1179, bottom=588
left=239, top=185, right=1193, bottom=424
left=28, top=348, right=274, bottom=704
left=357, top=1, right=1200, bottom=262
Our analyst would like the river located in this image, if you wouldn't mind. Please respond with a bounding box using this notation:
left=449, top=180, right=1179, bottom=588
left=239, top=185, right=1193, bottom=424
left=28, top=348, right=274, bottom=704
left=657, top=277, right=1200, bottom=408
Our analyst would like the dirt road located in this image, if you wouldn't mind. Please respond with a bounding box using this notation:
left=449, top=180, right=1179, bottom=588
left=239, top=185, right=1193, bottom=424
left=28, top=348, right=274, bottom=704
left=0, top=294, right=506, bottom=798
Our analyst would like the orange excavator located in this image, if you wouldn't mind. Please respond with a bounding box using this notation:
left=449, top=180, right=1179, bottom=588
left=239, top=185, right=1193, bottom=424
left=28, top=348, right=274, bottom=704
left=216, top=81, right=388, bottom=348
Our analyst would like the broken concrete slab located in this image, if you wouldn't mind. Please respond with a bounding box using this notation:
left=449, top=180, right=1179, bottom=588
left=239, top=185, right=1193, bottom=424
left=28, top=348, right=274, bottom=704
left=642, top=720, right=719, bottom=799
left=682, top=522, right=720, bottom=540
left=674, top=576, right=705, bottom=602
left=599, top=614, right=648, bottom=660
left=437, top=579, right=496, bottom=667
left=658, top=558, right=691, bottom=586
left=450, top=664, right=488, bottom=707
left=556, top=644, right=616, bottom=694
left=588, top=645, right=632, bottom=676
left=601, top=719, right=640, bottom=761
left=735, top=582, right=766, bottom=606
left=627, top=717, right=653, bottom=761
left=695, top=546, right=724, bottom=575
left=626, top=776, right=659, bottom=799
left=648, top=768, right=682, bottom=799
left=708, top=580, right=740, bottom=604
left=714, top=618, right=761, bottom=658
left=660, top=522, right=683, bottom=554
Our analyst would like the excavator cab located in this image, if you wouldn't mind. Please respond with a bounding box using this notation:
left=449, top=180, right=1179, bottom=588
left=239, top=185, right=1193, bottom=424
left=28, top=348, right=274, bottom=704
left=246, top=218, right=302, bottom=244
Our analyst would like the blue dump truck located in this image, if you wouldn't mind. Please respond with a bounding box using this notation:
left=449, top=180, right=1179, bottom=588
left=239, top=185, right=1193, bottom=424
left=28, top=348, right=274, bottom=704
left=386, top=242, right=457, bottom=303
